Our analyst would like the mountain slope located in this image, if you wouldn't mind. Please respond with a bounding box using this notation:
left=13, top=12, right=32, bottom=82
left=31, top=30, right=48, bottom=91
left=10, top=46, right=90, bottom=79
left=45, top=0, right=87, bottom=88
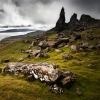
left=0, top=30, right=45, bottom=42
left=0, top=7, right=100, bottom=100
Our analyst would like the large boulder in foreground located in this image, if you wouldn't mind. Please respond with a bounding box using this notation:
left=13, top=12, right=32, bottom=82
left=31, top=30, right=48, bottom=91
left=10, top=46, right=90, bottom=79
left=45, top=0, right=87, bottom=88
left=2, top=62, right=76, bottom=94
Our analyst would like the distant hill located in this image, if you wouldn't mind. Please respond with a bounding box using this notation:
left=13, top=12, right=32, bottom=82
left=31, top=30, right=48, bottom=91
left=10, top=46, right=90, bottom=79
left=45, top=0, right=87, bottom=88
left=0, top=30, right=45, bottom=42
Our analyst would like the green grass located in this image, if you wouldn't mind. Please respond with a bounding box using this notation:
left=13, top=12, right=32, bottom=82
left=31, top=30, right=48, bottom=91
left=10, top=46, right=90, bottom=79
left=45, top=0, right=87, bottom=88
left=0, top=28, right=100, bottom=100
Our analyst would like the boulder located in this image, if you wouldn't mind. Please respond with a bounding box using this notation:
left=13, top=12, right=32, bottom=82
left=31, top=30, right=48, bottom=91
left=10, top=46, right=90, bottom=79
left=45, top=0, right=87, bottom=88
left=38, top=40, right=48, bottom=49
left=76, top=88, right=83, bottom=96
left=54, top=38, right=69, bottom=47
left=50, top=84, right=63, bottom=94
left=25, top=50, right=32, bottom=54
left=36, top=52, right=49, bottom=58
left=44, top=47, right=51, bottom=52
left=1, top=59, right=10, bottom=63
left=56, top=71, right=76, bottom=89
left=81, top=42, right=89, bottom=48
left=2, top=62, right=76, bottom=94
left=47, top=41, right=56, bottom=47
left=88, top=45, right=96, bottom=50
left=70, top=45, right=78, bottom=52
left=62, top=54, right=73, bottom=60
left=55, top=49, right=63, bottom=53
left=2, top=62, right=59, bottom=83
left=32, top=49, right=41, bottom=58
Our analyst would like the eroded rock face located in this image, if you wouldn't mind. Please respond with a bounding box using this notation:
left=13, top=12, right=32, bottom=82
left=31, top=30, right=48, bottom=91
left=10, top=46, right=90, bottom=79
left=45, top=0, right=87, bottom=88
left=80, top=14, right=96, bottom=25
left=55, top=7, right=66, bottom=32
left=2, top=62, right=76, bottom=94
left=69, top=13, right=78, bottom=27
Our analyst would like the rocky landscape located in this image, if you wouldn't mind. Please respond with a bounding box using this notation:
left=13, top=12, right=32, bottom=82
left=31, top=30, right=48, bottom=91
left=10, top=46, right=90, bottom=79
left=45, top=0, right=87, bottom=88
left=0, top=7, right=100, bottom=100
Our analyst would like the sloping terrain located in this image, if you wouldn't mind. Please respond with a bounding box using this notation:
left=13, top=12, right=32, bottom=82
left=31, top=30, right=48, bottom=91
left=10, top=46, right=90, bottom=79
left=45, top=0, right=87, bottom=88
left=0, top=26, right=100, bottom=100
left=0, top=7, right=100, bottom=100
left=0, top=30, right=45, bottom=42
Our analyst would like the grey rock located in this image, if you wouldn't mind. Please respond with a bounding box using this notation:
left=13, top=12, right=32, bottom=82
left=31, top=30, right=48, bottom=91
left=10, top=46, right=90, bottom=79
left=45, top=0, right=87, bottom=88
left=70, top=45, right=78, bottom=52
left=76, top=88, right=83, bottom=95
left=55, top=49, right=63, bottom=53
left=50, top=84, right=63, bottom=94
left=62, top=54, right=73, bottom=60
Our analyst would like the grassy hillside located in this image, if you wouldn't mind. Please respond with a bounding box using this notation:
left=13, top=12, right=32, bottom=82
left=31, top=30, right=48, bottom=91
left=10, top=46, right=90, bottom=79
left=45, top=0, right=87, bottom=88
left=0, top=28, right=100, bottom=100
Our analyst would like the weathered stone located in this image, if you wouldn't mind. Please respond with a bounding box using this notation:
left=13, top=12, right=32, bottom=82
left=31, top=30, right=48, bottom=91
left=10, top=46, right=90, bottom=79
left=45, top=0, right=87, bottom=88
left=2, top=62, right=76, bottom=94
left=25, top=50, right=32, bottom=54
left=44, top=47, right=51, bottom=52
left=38, top=40, right=48, bottom=49
left=56, top=71, right=76, bottom=89
left=81, top=42, right=89, bottom=48
left=36, top=52, right=49, bottom=58
left=64, top=44, right=69, bottom=48
left=1, top=59, right=10, bottom=63
left=55, top=49, right=63, bottom=53
left=76, top=88, right=83, bottom=96
left=54, top=38, right=69, bottom=47
left=62, top=54, right=73, bottom=60
left=55, top=7, right=66, bottom=32
left=69, top=13, right=79, bottom=27
left=47, top=41, right=56, bottom=47
left=32, top=49, right=41, bottom=58
left=70, top=45, right=78, bottom=52
left=88, top=45, right=95, bottom=50
left=80, top=14, right=96, bottom=24
left=50, top=84, right=63, bottom=94
left=2, top=62, right=59, bottom=83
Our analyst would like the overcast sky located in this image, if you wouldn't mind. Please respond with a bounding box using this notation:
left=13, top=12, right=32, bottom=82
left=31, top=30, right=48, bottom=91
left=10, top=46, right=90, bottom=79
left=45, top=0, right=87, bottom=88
left=0, top=0, right=100, bottom=30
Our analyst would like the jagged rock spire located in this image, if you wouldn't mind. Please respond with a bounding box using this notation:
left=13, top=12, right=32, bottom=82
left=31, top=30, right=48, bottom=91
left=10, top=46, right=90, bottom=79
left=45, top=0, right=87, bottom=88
left=70, top=13, right=77, bottom=22
left=55, top=7, right=66, bottom=32
left=68, top=13, right=78, bottom=27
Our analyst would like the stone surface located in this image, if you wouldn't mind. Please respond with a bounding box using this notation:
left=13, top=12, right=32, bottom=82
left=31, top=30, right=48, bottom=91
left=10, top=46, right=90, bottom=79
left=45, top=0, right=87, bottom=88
left=55, top=49, right=63, bottom=53
left=56, top=71, right=76, bottom=89
left=62, top=54, right=73, bottom=60
left=2, top=62, right=59, bottom=82
left=50, top=84, right=63, bottom=94
left=55, top=7, right=66, bottom=32
left=76, top=88, right=83, bottom=95
left=70, top=45, right=78, bottom=52
left=2, top=62, right=76, bottom=94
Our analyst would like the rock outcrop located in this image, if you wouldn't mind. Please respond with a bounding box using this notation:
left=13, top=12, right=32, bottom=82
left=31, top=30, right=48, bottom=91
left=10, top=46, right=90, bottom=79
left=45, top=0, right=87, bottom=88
left=69, top=13, right=78, bottom=28
left=53, top=7, right=100, bottom=33
left=80, top=14, right=96, bottom=24
left=2, top=62, right=76, bottom=94
left=55, top=7, right=67, bottom=32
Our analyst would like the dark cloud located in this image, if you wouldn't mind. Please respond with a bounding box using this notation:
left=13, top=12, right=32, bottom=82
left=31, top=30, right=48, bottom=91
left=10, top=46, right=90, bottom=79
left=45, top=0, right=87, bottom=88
left=70, top=0, right=100, bottom=13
